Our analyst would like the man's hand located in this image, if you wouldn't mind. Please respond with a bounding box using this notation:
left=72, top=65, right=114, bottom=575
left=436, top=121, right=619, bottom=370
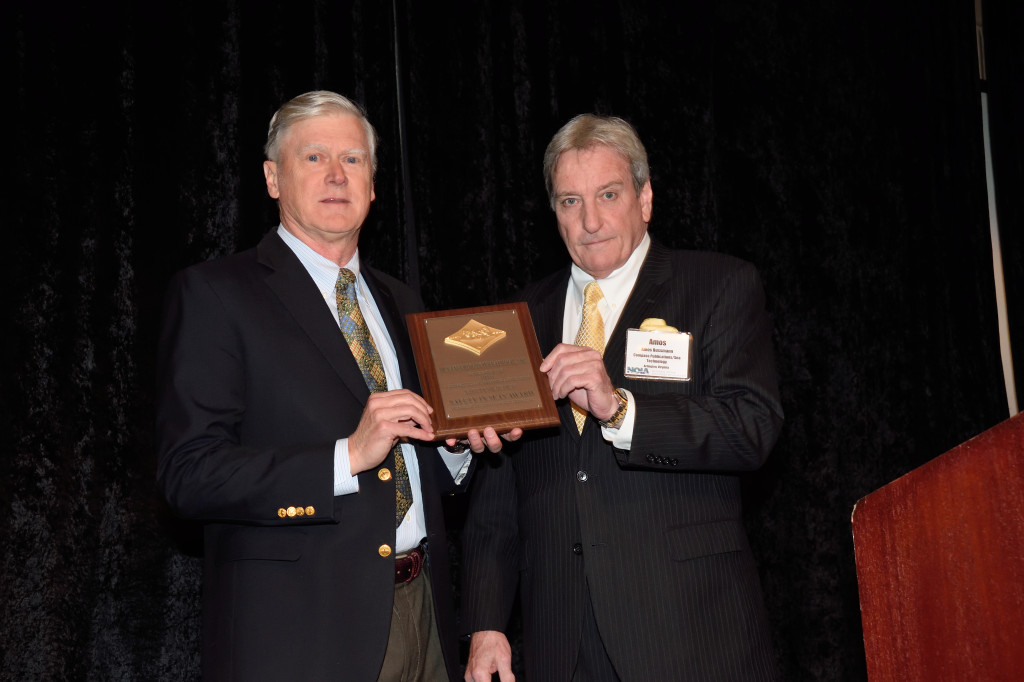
left=464, top=630, right=514, bottom=682
left=540, top=343, right=619, bottom=421
left=348, top=389, right=435, bottom=474
left=446, top=427, right=523, bottom=454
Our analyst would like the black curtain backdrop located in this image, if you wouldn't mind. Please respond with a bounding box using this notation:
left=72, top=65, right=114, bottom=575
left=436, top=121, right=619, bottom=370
left=3, top=1, right=1022, bottom=680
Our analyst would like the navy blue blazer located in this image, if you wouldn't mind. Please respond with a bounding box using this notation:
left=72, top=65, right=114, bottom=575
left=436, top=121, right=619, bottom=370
left=157, top=230, right=462, bottom=681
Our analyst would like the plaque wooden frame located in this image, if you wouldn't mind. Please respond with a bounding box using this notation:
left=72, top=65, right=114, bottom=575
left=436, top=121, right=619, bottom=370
left=406, top=302, right=560, bottom=440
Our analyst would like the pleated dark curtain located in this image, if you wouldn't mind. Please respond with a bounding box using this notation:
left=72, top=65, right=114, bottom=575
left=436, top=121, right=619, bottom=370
left=2, top=0, right=1021, bottom=680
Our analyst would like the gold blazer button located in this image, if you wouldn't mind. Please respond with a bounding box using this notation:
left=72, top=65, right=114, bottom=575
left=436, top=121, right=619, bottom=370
left=277, top=508, right=287, bottom=518
left=287, top=506, right=297, bottom=517
left=378, top=544, right=392, bottom=558
left=305, top=506, right=315, bottom=516
left=378, top=468, right=392, bottom=481
left=295, top=506, right=305, bottom=516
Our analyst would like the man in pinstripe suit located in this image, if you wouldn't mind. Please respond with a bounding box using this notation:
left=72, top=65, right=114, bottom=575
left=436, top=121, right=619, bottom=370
left=461, top=114, right=784, bottom=681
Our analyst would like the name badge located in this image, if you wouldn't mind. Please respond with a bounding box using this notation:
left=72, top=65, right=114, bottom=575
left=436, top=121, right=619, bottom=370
left=624, top=329, right=692, bottom=381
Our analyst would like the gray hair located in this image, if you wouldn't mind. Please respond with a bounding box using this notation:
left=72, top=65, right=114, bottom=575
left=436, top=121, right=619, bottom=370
left=264, top=90, right=378, bottom=174
left=542, top=114, right=649, bottom=210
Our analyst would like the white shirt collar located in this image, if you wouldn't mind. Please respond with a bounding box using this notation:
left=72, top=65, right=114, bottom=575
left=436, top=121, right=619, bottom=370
left=569, top=232, right=650, bottom=305
left=277, top=224, right=361, bottom=292
left=564, top=232, right=651, bottom=340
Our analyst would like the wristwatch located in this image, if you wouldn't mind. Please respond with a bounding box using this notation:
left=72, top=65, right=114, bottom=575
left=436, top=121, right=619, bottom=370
left=598, top=389, right=629, bottom=429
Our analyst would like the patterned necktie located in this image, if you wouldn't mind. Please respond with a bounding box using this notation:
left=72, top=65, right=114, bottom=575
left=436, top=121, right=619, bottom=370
left=335, top=268, right=412, bottom=527
left=572, top=281, right=606, bottom=433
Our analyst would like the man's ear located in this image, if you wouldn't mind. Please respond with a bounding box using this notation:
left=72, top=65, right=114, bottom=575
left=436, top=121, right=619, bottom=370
left=263, top=160, right=280, bottom=199
left=639, top=180, right=653, bottom=223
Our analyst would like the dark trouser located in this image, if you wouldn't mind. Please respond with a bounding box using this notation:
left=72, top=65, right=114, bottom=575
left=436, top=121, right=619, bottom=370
left=377, top=566, right=446, bottom=682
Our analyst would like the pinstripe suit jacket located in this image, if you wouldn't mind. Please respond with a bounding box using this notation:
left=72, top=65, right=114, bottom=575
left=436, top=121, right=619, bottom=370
left=461, top=240, right=783, bottom=681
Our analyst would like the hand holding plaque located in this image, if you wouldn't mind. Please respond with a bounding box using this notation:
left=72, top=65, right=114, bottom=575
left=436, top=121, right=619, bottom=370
left=406, top=303, right=560, bottom=440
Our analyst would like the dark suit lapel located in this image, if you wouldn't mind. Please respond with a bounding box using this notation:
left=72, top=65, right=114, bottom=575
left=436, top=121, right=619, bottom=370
left=603, top=240, right=673, bottom=383
left=526, top=266, right=570, bottom=353
left=358, top=264, right=438, bottom=482
left=256, top=231, right=371, bottom=404
left=523, top=267, right=581, bottom=435
left=360, top=265, right=419, bottom=393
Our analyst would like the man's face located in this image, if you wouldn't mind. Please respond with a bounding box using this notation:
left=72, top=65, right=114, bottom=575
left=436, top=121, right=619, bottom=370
left=263, top=113, right=376, bottom=247
left=551, top=145, right=652, bottom=279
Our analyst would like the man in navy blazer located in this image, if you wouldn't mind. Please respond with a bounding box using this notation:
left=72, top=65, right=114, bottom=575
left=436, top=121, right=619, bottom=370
left=157, top=91, right=509, bottom=681
left=461, top=114, right=784, bottom=681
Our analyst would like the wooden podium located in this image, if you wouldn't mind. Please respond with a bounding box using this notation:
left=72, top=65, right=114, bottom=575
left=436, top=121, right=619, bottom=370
left=852, top=413, right=1024, bottom=681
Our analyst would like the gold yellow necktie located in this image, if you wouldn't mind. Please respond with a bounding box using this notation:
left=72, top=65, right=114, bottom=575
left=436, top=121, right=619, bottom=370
left=335, top=268, right=412, bottom=527
left=572, top=281, right=605, bottom=433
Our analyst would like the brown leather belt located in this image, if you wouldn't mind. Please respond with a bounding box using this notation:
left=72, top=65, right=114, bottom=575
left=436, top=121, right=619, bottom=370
left=394, top=544, right=425, bottom=584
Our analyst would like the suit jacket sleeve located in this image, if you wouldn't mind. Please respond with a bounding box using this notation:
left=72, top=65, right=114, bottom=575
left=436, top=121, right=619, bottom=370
left=460, top=442, right=524, bottom=635
left=617, top=257, right=784, bottom=472
left=156, top=264, right=336, bottom=525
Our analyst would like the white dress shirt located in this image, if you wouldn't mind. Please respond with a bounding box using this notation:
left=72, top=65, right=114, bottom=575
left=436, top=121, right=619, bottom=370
left=561, top=232, right=652, bottom=449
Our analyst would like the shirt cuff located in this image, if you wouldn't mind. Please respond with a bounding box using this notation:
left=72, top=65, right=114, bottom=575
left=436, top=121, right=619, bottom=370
left=333, top=439, right=361, bottom=496
left=601, top=388, right=635, bottom=450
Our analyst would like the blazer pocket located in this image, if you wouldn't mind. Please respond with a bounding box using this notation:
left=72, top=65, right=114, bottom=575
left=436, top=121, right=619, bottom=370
left=666, top=520, right=748, bottom=563
left=214, top=527, right=308, bottom=564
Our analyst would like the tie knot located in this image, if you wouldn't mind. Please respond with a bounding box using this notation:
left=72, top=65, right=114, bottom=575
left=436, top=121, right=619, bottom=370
left=583, top=281, right=604, bottom=307
left=336, top=267, right=356, bottom=290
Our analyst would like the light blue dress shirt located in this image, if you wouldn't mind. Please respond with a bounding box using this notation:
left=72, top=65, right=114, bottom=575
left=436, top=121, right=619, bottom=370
left=277, top=225, right=470, bottom=553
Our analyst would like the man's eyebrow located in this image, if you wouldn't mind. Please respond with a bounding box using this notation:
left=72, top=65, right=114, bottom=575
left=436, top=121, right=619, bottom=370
left=556, top=180, right=625, bottom=197
left=297, top=143, right=368, bottom=155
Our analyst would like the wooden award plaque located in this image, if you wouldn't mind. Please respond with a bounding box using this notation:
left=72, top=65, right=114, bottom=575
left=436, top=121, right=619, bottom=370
left=406, top=302, right=560, bottom=440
